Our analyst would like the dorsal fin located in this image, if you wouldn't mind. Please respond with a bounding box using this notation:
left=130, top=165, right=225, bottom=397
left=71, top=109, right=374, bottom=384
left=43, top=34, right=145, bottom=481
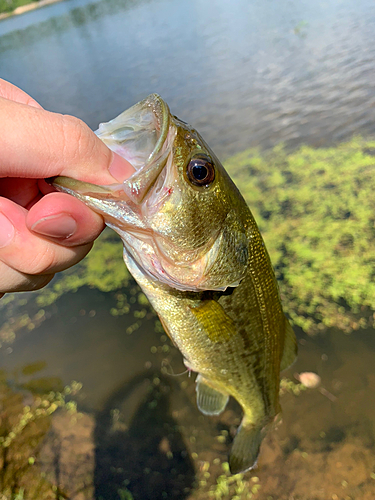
left=280, top=317, right=297, bottom=372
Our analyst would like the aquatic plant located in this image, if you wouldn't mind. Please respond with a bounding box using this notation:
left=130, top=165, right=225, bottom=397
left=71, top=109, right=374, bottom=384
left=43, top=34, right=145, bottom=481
left=0, top=375, right=82, bottom=499
left=117, top=488, right=134, bottom=500
left=0, top=381, right=81, bottom=449
left=194, top=459, right=261, bottom=500
left=35, top=230, right=129, bottom=308
left=227, top=137, right=375, bottom=333
left=279, top=377, right=307, bottom=397
left=2, top=137, right=375, bottom=337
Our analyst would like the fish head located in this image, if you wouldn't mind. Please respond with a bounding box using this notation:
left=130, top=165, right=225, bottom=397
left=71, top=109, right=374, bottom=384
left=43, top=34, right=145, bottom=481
left=52, top=94, right=249, bottom=292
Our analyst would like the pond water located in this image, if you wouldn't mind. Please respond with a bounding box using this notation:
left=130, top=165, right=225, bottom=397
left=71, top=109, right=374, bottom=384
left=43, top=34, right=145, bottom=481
left=1, top=0, right=375, bottom=499
left=2, top=0, right=375, bottom=157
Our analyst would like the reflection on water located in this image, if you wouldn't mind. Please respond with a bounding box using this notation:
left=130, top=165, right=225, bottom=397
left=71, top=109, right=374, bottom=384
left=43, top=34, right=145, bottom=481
left=2, top=0, right=375, bottom=156
left=1, top=0, right=375, bottom=497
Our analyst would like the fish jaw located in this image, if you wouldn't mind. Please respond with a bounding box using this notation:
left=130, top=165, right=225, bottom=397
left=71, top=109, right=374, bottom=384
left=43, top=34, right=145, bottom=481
left=95, top=94, right=170, bottom=170
left=51, top=94, right=250, bottom=293
left=50, top=175, right=223, bottom=292
left=50, top=177, right=148, bottom=233
left=96, top=94, right=172, bottom=204
left=51, top=95, right=176, bottom=232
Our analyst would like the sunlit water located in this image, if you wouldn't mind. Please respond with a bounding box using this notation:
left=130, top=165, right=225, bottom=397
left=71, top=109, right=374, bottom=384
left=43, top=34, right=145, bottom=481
left=1, top=0, right=375, bottom=498
left=2, top=0, right=375, bottom=157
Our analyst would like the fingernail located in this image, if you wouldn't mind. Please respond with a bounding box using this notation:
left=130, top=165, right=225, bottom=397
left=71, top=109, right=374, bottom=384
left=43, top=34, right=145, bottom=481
left=31, top=213, right=77, bottom=239
left=0, top=213, right=15, bottom=248
left=109, top=152, right=135, bottom=182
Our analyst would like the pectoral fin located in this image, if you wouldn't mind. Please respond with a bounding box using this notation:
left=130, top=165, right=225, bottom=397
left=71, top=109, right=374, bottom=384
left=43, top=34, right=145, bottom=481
left=280, top=317, right=298, bottom=372
left=188, top=300, right=236, bottom=343
left=196, top=375, right=229, bottom=415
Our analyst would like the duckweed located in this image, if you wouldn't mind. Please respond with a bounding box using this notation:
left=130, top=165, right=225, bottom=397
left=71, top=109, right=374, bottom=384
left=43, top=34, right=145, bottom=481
left=0, top=377, right=83, bottom=498
left=227, top=137, right=375, bottom=333
left=279, top=378, right=307, bottom=396
left=204, top=459, right=259, bottom=500
left=3, top=137, right=375, bottom=348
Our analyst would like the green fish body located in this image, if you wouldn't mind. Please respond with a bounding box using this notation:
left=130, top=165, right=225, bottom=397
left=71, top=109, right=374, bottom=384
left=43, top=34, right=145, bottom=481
left=53, top=95, right=297, bottom=473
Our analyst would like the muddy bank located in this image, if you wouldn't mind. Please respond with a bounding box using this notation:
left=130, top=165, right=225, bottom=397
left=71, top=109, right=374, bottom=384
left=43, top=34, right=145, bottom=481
left=0, top=0, right=63, bottom=21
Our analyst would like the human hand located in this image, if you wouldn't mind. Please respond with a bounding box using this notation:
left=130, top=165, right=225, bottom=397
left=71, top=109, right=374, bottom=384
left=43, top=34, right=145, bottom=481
left=0, top=79, right=134, bottom=298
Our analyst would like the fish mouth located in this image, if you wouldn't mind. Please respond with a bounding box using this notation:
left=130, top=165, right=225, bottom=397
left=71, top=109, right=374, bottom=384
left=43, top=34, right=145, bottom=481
left=51, top=94, right=172, bottom=206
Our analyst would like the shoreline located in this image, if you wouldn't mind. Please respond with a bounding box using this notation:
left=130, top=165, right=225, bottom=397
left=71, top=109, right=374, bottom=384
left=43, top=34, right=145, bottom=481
left=0, top=0, right=64, bottom=21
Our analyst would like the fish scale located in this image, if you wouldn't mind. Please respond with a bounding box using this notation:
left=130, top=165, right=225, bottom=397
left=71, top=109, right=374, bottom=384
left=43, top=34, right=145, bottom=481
left=52, top=94, right=297, bottom=473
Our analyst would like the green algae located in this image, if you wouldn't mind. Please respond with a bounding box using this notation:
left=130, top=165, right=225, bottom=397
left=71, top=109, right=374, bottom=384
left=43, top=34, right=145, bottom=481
left=35, top=230, right=129, bottom=308
left=226, top=137, right=375, bottom=333
left=2, top=137, right=375, bottom=337
left=190, top=458, right=260, bottom=500
left=0, top=374, right=82, bottom=499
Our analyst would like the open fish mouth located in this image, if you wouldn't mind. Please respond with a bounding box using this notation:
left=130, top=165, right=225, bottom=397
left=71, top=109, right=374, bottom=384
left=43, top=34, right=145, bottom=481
left=95, top=93, right=170, bottom=170
left=51, top=94, right=172, bottom=205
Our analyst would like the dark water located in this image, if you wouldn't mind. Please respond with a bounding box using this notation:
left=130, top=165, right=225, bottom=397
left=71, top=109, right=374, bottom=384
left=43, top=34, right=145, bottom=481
left=1, top=0, right=375, bottom=498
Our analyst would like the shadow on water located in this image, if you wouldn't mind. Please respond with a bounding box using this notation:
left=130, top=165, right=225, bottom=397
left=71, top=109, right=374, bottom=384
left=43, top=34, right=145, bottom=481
left=94, top=370, right=195, bottom=500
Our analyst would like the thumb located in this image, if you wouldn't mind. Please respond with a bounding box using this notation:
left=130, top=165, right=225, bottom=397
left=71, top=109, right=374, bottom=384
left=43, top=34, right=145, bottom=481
left=0, top=96, right=134, bottom=184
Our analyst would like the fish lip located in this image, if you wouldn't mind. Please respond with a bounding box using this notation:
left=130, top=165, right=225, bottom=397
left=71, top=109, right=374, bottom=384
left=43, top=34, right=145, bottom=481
left=95, top=93, right=170, bottom=173
left=140, top=94, right=170, bottom=165
left=50, top=176, right=124, bottom=198
left=50, top=94, right=172, bottom=202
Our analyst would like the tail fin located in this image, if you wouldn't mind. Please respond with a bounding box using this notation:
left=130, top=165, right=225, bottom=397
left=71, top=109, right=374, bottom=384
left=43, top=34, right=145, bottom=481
left=229, top=420, right=263, bottom=474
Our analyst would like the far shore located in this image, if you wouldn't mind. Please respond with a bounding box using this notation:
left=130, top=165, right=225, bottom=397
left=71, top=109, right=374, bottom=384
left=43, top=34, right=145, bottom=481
left=0, top=0, right=65, bottom=21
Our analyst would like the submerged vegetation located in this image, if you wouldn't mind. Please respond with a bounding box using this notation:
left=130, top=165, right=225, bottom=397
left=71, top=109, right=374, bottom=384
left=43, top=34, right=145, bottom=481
left=227, top=137, right=375, bottom=333
left=35, top=231, right=130, bottom=308
left=40, top=136, right=375, bottom=335
left=2, top=137, right=375, bottom=342
left=0, top=368, right=82, bottom=499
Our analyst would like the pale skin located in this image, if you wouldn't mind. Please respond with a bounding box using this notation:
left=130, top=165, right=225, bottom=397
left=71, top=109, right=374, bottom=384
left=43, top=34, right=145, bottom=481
left=0, top=79, right=135, bottom=298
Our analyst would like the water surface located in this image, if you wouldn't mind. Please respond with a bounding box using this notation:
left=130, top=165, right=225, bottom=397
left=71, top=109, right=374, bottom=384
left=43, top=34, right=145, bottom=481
left=1, top=0, right=375, bottom=498
left=2, top=0, right=375, bottom=157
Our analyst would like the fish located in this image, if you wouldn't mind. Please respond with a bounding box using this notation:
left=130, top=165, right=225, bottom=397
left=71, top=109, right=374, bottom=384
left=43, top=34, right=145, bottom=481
left=51, top=94, right=297, bottom=473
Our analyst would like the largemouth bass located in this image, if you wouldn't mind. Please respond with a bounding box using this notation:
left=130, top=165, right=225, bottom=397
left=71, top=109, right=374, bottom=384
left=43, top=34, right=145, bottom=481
left=52, top=95, right=297, bottom=473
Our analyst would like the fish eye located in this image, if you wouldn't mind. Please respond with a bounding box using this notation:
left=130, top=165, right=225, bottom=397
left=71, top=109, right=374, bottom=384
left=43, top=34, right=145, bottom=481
left=186, top=154, right=215, bottom=187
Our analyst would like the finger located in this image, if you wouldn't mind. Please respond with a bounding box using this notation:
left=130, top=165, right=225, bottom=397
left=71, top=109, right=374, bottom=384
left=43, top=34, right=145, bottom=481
left=0, top=79, right=42, bottom=108
left=0, top=261, right=54, bottom=294
left=0, top=178, right=40, bottom=207
left=0, top=198, right=95, bottom=280
left=26, top=192, right=105, bottom=246
left=0, top=97, right=135, bottom=184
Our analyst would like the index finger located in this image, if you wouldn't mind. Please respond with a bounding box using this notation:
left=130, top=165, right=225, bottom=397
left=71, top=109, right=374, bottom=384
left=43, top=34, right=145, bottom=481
left=0, top=78, right=42, bottom=108
left=0, top=96, right=134, bottom=184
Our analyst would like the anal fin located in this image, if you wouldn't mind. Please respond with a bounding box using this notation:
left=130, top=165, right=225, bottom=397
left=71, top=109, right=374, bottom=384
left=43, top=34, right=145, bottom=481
left=280, top=317, right=298, bottom=372
left=196, top=375, right=229, bottom=416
